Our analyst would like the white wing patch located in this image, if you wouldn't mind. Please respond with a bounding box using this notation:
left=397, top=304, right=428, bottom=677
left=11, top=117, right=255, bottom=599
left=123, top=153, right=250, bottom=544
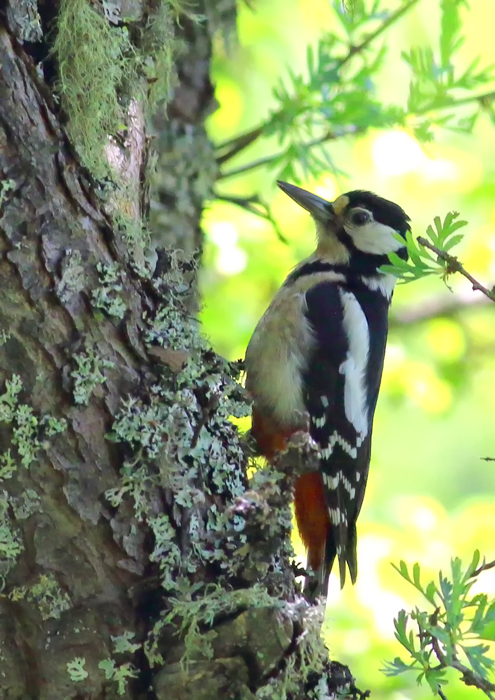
left=361, top=273, right=397, bottom=300
left=338, top=289, right=370, bottom=445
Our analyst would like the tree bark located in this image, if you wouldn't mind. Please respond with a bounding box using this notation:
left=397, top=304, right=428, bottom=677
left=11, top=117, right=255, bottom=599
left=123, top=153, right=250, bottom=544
left=0, top=2, right=362, bottom=699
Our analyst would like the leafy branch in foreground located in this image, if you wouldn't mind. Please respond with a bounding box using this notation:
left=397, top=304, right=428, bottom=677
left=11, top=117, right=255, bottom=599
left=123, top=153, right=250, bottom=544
left=383, top=552, right=495, bottom=698
left=382, top=211, right=495, bottom=302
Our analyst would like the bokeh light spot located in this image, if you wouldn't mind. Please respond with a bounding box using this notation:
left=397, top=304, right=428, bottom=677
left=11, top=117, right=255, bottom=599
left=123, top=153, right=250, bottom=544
left=208, top=221, right=248, bottom=275
left=426, top=318, right=466, bottom=361
left=372, top=131, right=426, bottom=176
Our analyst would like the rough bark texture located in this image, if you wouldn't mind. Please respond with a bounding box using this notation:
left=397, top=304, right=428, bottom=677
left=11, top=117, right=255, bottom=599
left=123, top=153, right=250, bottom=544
left=0, top=2, right=363, bottom=699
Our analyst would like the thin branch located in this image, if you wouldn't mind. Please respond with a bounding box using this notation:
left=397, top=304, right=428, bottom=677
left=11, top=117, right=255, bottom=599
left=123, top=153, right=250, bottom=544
left=450, top=658, right=495, bottom=699
left=218, top=125, right=360, bottom=180
left=219, top=88, right=495, bottom=180
left=438, top=687, right=449, bottom=700
left=340, top=0, right=421, bottom=66
left=420, top=89, right=495, bottom=115
left=212, top=191, right=288, bottom=243
left=472, top=559, right=495, bottom=577
left=215, top=0, right=420, bottom=164
left=431, top=632, right=495, bottom=699
left=389, top=292, right=490, bottom=327
left=416, top=237, right=495, bottom=303
left=216, top=127, right=263, bottom=166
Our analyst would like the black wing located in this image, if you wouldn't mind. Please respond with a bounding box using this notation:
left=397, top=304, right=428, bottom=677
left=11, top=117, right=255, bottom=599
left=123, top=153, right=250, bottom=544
left=303, top=280, right=389, bottom=589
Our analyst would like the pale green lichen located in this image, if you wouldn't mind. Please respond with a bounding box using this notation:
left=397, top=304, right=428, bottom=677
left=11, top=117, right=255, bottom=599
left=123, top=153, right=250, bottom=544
left=11, top=489, right=41, bottom=519
left=148, top=514, right=181, bottom=564
left=0, top=179, right=15, bottom=208
left=52, top=0, right=185, bottom=181
left=0, top=331, right=11, bottom=346
left=146, top=583, right=279, bottom=670
left=0, top=493, right=23, bottom=578
left=10, top=573, right=72, bottom=620
left=67, top=657, right=89, bottom=682
left=111, top=631, right=141, bottom=655
left=91, top=262, right=127, bottom=319
left=53, top=0, right=134, bottom=178
left=113, top=212, right=152, bottom=260
left=0, top=375, right=66, bottom=468
left=71, top=346, right=115, bottom=405
left=255, top=603, right=332, bottom=700
left=0, top=451, right=16, bottom=481
left=106, top=250, right=250, bottom=601
left=98, top=658, right=138, bottom=696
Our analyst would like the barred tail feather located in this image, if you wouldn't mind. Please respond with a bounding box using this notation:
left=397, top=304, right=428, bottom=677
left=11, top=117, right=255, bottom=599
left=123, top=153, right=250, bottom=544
left=303, top=522, right=358, bottom=601
left=345, top=521, right=358, bottom=585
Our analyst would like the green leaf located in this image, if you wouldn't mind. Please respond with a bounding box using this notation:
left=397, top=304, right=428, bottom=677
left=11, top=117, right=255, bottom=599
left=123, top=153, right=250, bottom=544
left=479, top=620, right=495, bottom=641
left=425, top=666, right=448, bottom=694
left=462, top=643, right=495, bottom=676
left=442, top=233, right=464, bottom=251
left=392, top=560, right=413, bottom=584
left=424, top=581, right=438, bottom=605
left=381, top=657, right=414, bottom=677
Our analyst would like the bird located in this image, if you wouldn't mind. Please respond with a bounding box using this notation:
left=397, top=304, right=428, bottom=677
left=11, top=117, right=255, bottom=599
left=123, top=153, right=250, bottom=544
left=244, top=181, right=410, bottom=600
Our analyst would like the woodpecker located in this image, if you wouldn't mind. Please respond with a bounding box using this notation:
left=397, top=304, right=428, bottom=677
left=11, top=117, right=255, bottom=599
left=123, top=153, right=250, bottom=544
left=245, top=181, right=410, bottom=600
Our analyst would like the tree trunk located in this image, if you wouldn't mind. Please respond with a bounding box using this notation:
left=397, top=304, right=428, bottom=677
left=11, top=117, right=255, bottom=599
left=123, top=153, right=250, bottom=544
left=0, top=2, right=361, bottom=698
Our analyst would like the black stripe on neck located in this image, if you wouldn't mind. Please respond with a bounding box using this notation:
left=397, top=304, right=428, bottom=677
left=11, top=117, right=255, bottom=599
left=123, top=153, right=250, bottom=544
left=285, top=260, right=387, bottom=287
left=285, top=244, right=407, bottom=286
left=284, top=260, right=343, bottom=284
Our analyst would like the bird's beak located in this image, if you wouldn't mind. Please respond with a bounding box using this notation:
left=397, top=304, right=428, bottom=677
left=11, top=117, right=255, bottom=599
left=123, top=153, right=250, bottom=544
left=277, top=181, right=334, bottom=222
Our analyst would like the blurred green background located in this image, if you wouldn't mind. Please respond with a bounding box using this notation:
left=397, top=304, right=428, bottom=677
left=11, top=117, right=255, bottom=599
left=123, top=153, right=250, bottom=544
left=200, top=1, right=495, bottom=697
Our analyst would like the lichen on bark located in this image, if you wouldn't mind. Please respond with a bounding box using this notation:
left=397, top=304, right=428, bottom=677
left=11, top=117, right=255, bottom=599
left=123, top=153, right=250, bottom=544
left=0, top=1, right=365, bottom=698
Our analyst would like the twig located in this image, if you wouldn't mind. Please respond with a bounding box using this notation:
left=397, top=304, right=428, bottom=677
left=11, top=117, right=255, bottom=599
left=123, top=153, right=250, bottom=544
left=212, top=191, right=288, bottom=243
left=340, top=0, right=420, bottom=65
left=450, top=658, right=495, bottom=699
left=416, top=237, right=495, bottom=303
left=218, top=125, right=359, bottom=180
left=216, top=127, right=263, bottom=165
left=215, top=0, right=420, bottom=165
left=472, top=559, right=495, bottom=577
left=438, top=688, right=449, bottom=700
left=430, top=630, right=495, bottom=699
left=390, top=291, right=489, bottom=327
left=218, top=88, right=495, bottom=179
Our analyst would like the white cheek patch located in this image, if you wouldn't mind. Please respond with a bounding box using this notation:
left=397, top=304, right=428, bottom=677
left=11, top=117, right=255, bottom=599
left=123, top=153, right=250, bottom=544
left=345, top=221, right=405, bottom=256
left=338, top=289, right=370, bottom=444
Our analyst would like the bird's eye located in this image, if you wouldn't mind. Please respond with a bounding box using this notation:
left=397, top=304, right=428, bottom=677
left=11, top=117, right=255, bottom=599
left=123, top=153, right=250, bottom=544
left=350, top=210, right=370, bottom=226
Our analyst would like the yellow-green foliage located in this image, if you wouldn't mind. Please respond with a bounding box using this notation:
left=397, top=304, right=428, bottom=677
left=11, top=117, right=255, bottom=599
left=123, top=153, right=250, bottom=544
left=53, top=0, right=133, bottom=178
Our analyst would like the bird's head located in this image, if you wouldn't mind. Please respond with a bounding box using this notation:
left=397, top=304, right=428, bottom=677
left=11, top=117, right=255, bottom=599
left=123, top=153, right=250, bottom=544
left=277, top=181, right=410, bottom=271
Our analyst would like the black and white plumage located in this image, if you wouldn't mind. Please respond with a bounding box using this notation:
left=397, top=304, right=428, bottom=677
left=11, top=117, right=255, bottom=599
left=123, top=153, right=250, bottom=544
left=245, top=181, right=410, bottom=599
